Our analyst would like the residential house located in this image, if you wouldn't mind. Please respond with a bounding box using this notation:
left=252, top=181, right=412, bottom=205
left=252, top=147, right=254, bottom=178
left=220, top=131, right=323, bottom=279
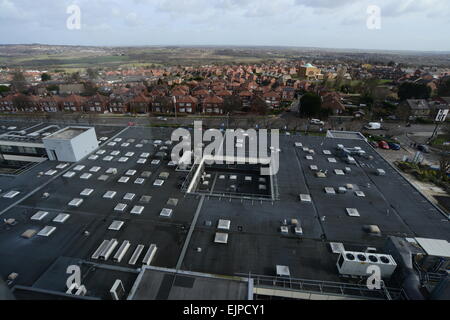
left=175, top=96, right=198, bottom=114
left=129, top=94, right=151, bottom=114
left=202, top=95, right=224, bottom=114
left=281, top=87, right=296, bottom=102
left=152, top=96, right=174, bottom=113
left=263, top=91, right=281, bottom=108
left=61, top=94, right=85, bottom=112
left=84, top=94, right=108, bottom=113
left=399, top=99, right=431, bottom=119
left=321, top=92, right=345, bottom=115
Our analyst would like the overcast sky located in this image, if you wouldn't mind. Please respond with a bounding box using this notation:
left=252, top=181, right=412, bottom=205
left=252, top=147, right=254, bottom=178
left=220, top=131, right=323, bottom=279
left=0, top=0, right=449, bottom=51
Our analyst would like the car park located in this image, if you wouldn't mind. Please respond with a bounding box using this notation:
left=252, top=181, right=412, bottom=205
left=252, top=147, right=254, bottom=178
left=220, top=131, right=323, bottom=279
left=310, top=119, right=325, bottom=126
left=378, top=141, right=390, bottom=150
left=418, top=144, right=430, bottom=153
left=388, top=142, right=401, bottom=151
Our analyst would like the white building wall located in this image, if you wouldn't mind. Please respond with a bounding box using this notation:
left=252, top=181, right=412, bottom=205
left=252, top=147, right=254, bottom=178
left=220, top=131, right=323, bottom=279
left=43, top=127, right=98, bottom=162
left=70, top=128, right=99, bottom=162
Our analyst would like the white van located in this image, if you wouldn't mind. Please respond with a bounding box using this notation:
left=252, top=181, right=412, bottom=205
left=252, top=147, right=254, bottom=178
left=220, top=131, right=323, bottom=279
left=365, top=122, right=381, bottom=130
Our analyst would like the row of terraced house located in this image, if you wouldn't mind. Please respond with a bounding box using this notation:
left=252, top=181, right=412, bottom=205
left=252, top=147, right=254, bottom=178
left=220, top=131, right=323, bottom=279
left=0, top=80, right=298, bottom=115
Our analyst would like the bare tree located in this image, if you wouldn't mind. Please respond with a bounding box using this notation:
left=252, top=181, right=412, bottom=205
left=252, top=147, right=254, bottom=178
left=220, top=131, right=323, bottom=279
left=439, top=154, right=450, bottom=180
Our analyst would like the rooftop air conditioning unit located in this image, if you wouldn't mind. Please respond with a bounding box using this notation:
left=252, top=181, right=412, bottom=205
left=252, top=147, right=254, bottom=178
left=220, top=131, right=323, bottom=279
left=337, top=251, right=397, bottom=278
left=336, top=251, right=371, bottom=277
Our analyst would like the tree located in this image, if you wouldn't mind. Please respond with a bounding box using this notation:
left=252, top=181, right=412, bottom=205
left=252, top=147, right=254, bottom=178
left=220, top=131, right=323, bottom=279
left=223, top=95, right=242, bottom=113
left=67, top=72, right=81, bottom=82
left=46, top=85, right=59, bottom=93
left=86, top=68, right=99, bottom=80
left=398, top=82, right=431, bottom=101
left=438, top=77, right=450, bottom=97
left=12, top=94, right=31, bottom=110
left=299, top=93, right=322, bottom=117
left=439, top=154, right=450, bottom=180
left=10, top=71, right=27, bottom=92
left=0, top=85, right=10, bottom=94
left=334, top=67, right=347, bottom=90
left=41, top=73, right=51, bottom=82
left=251, top=96, right=268, bottom=115
left=82, top=81, right=98, bottom=96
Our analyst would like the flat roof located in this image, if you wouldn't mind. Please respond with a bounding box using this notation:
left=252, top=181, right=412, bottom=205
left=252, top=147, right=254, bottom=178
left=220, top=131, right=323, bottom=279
left=45, top=127, right=90, bottom=140
left=1, top=124, right=449, bottom=299
left=130, top=267, right=249, bottom=300
left=416, top=238, right=450, bottom=258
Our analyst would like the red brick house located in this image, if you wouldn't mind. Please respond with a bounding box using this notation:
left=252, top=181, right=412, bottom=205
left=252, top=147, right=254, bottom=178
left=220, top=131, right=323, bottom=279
left=282, top=87, right=296, bottom=102
left=263, top=91, right=281, bottom=108
left=175, top=96, right=198, bottom=114
left=202, top=95, right=224, bottom=114
left=152, top=96, right=174, bottom=113
left=38, top=96, right=60, bottom=112
left=321, top=92, right=345, bottom=115
left=85, top=94, right=109, bottom=113
left=109, top=95, right=130, bottom=114
left=129, top=94, right=151, bottom=114
left=239, top=90, right=253, bottom=108
left=0, top=94, right=15, bottom=112
left=61, top=94, right=85, bottom=112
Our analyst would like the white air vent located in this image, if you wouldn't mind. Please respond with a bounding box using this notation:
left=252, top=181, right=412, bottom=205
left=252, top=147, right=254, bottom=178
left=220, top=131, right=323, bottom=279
left=80, top=173, right=92, bottom=180
left=103, top=191, right=117, bottom=199
left=31, top=211, right=49, bottom=221
left=346, top=208, right=360, bottom=217
left=63, top=171, right=76, bottom=178
left=123, top=193, right=136, bottom=201
left=109, top=220, right=124, bottom=231
left=68, top=198, right=83, bottom=207
left=160, top=208, right=173, bottom=218
left=299, top=194, right=312, bottom=203
left=80, top=188, right=94, bottom=196
left=37, top=226, right=56, bottom=237
left=118, top=176, right=130, bottom=183
left=114, top=203, right=127, bottom=212
left=131, top=206, right=144, bottom=215
left=217, top=219, right=231, bottom=230
left=214, top=232, right=229, bottom=244
left=53, top=213, right=70, bottom=223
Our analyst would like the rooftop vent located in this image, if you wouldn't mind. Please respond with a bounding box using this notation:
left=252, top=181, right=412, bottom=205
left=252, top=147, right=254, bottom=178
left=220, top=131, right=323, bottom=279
left=30, top=211, right=49, bottom=221
left=346, top=208, right=360, bottom=217
left=214, top=232, right=229, bottom=244
left=73, top=165, right=85, bottom=171
left=109, top=220, right=125, bottom=231
left=217, top=219, right=231, bottom=230
left=140, top=195, right=152, bottom=203
left=142, top=244, right=158, bottom=266
left=53, top=213, right=70, bottom=223
left=80, top=173, right=92, bottom=180
left=68, top=198, right=83, bottom=207
left=129, top=244, right=145, bottom=265
left=80, top=189, right=94, bottom=197
left=37, top=226, right=56, bottom=237
left=131, top=206, right=144, bottom=215
left=103, top=191, right=117, bottom=199
left=123, top=193, right=136, bottom=201
left=160, top=208, right=173, bottom=218
left=63, top=171, right=76, bottom=178
left=114, top=203, right=127, bottom=212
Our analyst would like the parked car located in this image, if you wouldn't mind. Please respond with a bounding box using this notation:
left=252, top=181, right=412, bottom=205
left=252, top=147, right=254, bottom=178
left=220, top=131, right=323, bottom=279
left=417, top=144, right=430, bottom=153
left=388, top=142, right=401, bottom=151
left=378, top=141, right=390, bottom=150
left=310, top=119, right=325, bottom=126
left=369, top=141, right=378, bottom=148
left=365, top=122, right=382, bottom=130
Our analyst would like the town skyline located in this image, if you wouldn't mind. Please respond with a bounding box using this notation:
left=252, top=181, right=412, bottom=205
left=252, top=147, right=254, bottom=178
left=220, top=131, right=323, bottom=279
left=1, top=0, right=450, bottom=51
